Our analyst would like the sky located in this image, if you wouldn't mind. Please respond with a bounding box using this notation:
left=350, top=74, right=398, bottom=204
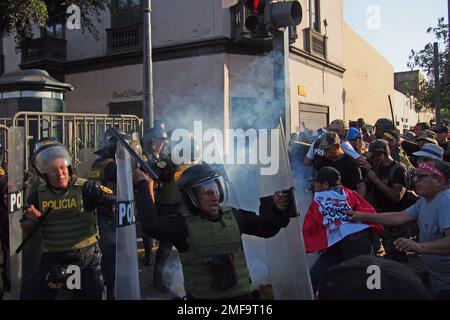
left=344, top=0, right=448, bottom=72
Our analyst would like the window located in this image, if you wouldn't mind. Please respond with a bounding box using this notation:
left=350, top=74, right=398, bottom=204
left=111, top=0, right=142, bottom=27
left=109, top=101, right=143, bottom=118
left=308, top=0, right=321, bottom=33
left=299, top=103, right=328, bottom=132
left=41, top=14, right=65, bottom=39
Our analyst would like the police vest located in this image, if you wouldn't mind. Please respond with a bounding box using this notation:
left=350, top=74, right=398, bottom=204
left=155, top=163, right=190, bottom=205
left=89, top=157, right=116, bottom=192
left=179, top=206, right=253, bottom=299
left=38, top=178, right=98, bottom=253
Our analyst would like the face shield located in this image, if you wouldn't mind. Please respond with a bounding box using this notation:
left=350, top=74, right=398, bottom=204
left=186, top=176, right=228, bottom=210
left=33, top=145, right=72, bottom=175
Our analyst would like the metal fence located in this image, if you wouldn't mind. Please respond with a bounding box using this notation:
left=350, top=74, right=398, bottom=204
left=2, top=112, right=142, bottom=170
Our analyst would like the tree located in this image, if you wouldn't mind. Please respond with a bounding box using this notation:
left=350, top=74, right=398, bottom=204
left=407, top=17, right=449, bottom=113
left=0, top=0, right=108, bottom=45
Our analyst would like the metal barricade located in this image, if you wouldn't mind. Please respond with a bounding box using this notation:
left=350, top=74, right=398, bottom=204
left=8, top=111, right=142, bottom=170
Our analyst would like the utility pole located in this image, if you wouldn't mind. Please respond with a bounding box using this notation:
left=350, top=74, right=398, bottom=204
left=434, top=42, right=441, bottom=126
left=143, top=0, right=154, bottom=133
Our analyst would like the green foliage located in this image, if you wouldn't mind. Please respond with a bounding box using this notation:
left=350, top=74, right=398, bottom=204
left=407, top=17, right=449, bottom=113
left=0, top=0, right=108, bottom=44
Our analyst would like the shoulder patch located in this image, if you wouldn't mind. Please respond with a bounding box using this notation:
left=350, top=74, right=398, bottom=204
left=100, top=185, right=113, bottom=194
left=157, top=161, right=167, bottom=169
left=74, top=178, right=87, bottom=186
left=0, top=167, right=5, bottom=176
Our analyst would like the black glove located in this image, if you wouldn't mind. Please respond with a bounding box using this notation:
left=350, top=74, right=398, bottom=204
left=82, top=180, right=116, bottom=212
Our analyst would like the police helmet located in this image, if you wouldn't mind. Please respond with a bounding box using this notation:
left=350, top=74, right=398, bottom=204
left=32, top=137, right=72, bottom=176
left=143, top=121, right=169, bottom=154
left=104, top=127, right=128, bottom=157
left=178, top=164, right=228, bottom=214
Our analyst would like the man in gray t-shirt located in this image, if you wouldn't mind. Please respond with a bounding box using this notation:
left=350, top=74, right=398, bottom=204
left=405, top=189, right=450, bottom=295
left=347, top=159, right=450, bottom=299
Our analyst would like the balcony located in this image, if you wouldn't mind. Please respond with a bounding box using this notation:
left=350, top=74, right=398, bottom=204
left=304, top=28, right=327, bottom=59
left=106, top=23, right=143, bottom=54
left=21, top=36, right=67, bottom=65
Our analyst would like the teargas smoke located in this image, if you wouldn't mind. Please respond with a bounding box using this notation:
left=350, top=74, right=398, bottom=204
left=151, top=48, right=315, bottom=294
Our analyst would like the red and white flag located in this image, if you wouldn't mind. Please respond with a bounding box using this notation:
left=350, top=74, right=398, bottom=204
left=302, top=186, right=384, bottom=253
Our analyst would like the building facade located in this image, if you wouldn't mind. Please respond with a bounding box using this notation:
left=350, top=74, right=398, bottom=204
left=342, top=23, right=434, bottom=128
left=1, top=0, right=345, bottom=136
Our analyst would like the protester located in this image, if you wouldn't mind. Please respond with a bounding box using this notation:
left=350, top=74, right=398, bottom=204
left=434, top=126, right=450, bottom=162
left=302, top=167, right=383, bottom=293
left=313, top=132, right=366, bottom=196
left=359, top=139, right=412, bottom=262
left=347, top=159, right=450, bottom=299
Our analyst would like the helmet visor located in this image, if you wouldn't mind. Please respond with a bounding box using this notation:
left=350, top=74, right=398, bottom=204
left=34, top=146, right=72, bottom=174
left=187, top=176, right=228, bottom=210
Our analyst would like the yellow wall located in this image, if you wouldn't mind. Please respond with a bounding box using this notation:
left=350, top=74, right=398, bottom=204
left=343, top=23, right=394, bottom=126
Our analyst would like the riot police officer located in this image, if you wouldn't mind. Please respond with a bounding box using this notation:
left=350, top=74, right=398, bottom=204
left=134, top=163, right=291, bottom=299
left=142, top=120, right=169, bottom=163
left=141, top=121, right=169, bottom=267
left=145, top=133, right=201, bottom=293
left=88, top=128, right=127, bottom=300
left=21, top=138, right=115, bottom=300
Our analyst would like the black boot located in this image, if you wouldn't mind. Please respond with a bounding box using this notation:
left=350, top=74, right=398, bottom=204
left=144, top=253, right=154, bottom=266
left=143, top=234, right=154, bottom=266
left=153, top=272, right=169, bottom=293
left=152, top=242, right=172, bottom=293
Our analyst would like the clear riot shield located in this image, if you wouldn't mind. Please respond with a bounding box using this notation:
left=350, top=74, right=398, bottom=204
left=207, top=135, right=271, bottom=293
left=6, top=127, right=24, bottom=300
left=258, top=120, right=313, bottom=300
left=115, top=142, right=140, bottom=300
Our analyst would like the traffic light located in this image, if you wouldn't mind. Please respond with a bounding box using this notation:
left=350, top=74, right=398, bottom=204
left=244, top=0, right=267, bottom=37
left=244, top=0, right=302, bottom=37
